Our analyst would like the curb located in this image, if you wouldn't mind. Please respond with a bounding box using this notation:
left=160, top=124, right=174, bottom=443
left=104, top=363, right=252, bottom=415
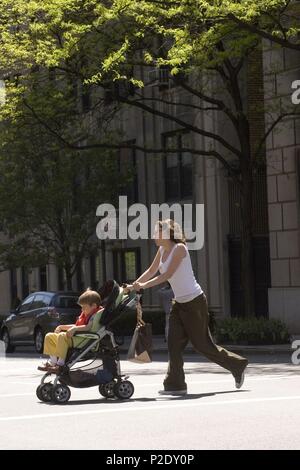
left=118, top=336, right=292, bottom=355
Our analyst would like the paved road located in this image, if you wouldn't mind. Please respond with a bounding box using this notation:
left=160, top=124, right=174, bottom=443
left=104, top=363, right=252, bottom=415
left=0, top=346, right=300, bottom=450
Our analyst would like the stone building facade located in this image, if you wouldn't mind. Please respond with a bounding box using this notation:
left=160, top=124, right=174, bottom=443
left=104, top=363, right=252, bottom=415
left=264, top=43, right=300, bottom=333
left=0, top=40, right=300, bottom=334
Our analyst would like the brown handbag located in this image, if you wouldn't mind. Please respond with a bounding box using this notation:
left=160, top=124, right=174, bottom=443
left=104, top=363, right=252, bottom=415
left=127, top=299, right=152, bottom=363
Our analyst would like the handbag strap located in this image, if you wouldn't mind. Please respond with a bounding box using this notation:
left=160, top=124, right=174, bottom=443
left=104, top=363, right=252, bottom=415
left=136, top=299, right=145, bottom=326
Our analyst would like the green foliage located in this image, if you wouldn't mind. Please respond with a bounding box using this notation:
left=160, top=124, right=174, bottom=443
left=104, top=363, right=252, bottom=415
left=0, top=0, right=299, bottom=309
left=0, top=1, right=142, bottom=282
left=1, top=1, right=298, bottom=128
left=214, top=317, right=290, bottom=345
left=0, top=67, right=123, bottom=279
left=1, top=1, right=299, bottom=107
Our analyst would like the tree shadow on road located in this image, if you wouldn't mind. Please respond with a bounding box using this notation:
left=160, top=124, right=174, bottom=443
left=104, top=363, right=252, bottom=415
left=161, top=389, right=249, bottom=401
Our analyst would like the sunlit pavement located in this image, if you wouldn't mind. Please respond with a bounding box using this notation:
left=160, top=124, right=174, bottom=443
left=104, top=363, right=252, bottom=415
left=0, top=347, right=300, bottom=450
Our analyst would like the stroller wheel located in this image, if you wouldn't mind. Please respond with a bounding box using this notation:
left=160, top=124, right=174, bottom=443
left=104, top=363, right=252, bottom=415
left=99, top=381, right=116, bottom=399
left=36, top=383, right=53, bottom=402
left=114, top=380, right=134, bottom=400
left=51, top=384, right=71, bottom=404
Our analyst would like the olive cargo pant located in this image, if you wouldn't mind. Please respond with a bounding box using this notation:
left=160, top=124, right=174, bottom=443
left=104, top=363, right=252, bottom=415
left=164, top=293, right=248, bottom=390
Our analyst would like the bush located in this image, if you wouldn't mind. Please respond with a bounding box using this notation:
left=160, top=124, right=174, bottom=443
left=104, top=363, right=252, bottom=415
left=112, top=306, right=290, bottom=346
left=214, top=317, right=290, bottom=345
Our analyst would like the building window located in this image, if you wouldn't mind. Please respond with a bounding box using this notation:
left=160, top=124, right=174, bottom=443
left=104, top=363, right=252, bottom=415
left=118, top=142, right=138, bottom=204
left=163, top=132, right=193, bottom=200
left=227, top=166, right=270, bottom=317
left=113, top=248, right=141, bottom=284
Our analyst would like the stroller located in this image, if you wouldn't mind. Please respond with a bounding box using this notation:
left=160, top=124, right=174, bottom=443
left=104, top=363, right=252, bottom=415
left=36, top=280, right=141, bottom=404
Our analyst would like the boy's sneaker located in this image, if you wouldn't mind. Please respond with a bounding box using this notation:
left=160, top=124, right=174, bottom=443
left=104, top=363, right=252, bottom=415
left=233, top=360, right=248, bottom=389
left=158, top=389, right=187, bottom=396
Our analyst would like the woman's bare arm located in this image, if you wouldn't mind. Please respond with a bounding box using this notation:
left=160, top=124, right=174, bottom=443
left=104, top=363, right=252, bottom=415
left=135, top=249, right=161, bottom=283
left=134, top=244, right=186, bottom=290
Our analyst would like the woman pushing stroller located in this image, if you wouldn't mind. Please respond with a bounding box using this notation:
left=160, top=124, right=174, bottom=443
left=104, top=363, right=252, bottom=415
left=127, top=218, right=249, bottom=396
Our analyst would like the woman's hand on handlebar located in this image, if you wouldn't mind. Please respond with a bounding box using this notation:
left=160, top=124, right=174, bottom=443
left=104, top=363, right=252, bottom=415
left=133, top=281, right=145, bottom=292
left=122, top=282, right=145, bottom=293
left=122, top=283, right=134, bottom=293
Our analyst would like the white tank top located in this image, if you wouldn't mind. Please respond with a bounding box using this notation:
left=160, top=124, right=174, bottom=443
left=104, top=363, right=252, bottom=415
left=158, top=244, right=203, bottom=303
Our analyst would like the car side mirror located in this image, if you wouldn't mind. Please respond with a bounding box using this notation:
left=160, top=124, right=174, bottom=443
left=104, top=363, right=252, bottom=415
left=10, top=307, right=19, bottom=315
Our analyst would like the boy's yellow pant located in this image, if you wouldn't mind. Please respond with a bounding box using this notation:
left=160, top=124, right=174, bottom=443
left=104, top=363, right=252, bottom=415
left=43, top=332, right=73, bottom=360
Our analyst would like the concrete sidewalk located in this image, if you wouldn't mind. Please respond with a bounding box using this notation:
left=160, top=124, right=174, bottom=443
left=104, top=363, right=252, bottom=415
left=118, top=335, right=293, bottom=355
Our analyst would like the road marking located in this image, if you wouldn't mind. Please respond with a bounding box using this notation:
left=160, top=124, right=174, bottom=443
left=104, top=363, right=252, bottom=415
left=1, top=381, right=38, bottom=386
left=0, top=393, right=33, bottom=398
left=1, top=394, right=300, bottom=422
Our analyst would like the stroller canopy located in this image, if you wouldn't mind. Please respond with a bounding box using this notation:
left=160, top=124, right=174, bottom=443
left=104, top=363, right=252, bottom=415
left=99, top=280, right=136, bottom=327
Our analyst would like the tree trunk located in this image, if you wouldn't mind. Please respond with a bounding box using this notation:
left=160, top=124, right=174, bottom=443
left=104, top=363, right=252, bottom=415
left=66, top=275, right=73, bottom=291
left=240, top=157, right=256, bottom=317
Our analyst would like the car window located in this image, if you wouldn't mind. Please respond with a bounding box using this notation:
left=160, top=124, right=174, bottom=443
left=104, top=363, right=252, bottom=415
left=31, top=294, right=52, bottom=309
left=18, top=295, right=35, bottom=313
left=42, top=294, right=53, bottom=306
left=54, top=295, right=80, bottom=309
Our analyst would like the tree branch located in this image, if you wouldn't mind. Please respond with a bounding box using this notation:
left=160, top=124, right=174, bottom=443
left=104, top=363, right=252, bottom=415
left=178, top=79, right=240, bottom=130
left=134, top=93, right=219, bottom=112
left=255, top=112, right=300, bottom=159
left=227, top=13, right=300, bottom=51
left=118, top=95, right=242, bottom=158
left=21, top=94, right=243, bottom=183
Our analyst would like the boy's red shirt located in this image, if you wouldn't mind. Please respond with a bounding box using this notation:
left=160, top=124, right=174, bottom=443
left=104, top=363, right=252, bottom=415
left=75, top=306, right=103, bottom=326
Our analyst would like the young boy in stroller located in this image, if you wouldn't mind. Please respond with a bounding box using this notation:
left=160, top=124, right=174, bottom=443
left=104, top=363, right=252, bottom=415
left=36, top=280, right=140, bottom=404
left=38, top=288, right=103, bottom=374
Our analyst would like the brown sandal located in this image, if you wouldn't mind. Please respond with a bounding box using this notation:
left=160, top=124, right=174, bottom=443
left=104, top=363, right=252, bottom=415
left=46, top=365, right=64, bottom=375
left=37, top=361, right=53, bottom=371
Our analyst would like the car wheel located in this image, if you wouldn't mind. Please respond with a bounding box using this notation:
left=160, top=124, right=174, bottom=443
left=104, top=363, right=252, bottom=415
left=1, top=329, right=15, bottom=353
left=34, top=328, right=44, bottom=354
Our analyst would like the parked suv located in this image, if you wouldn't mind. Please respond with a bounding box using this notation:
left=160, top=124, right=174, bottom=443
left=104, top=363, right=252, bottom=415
left=0, top=291, right=81, bottom=353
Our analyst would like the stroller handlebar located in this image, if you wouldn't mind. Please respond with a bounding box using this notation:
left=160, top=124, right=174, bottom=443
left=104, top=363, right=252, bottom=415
left=121, top=283, right=144, bottom=295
